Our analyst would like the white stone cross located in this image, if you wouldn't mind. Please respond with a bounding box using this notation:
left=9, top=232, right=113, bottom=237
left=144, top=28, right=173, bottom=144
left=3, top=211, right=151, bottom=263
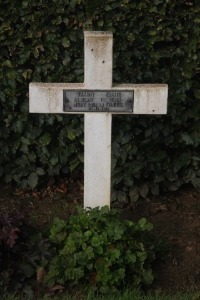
left=29, top=31, right=168, bottom=209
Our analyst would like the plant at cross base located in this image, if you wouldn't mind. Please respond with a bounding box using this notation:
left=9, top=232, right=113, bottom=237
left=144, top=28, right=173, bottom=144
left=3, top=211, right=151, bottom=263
left=45, top=206, right=155, bottom=293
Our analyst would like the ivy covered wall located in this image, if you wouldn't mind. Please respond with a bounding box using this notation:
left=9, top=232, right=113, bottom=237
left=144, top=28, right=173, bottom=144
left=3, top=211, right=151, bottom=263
left=0, top=0, right=200, bottom=205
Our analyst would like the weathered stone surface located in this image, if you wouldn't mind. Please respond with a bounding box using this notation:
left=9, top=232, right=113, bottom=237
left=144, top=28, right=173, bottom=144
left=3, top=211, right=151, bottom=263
left=30, top=82, right=167, bottom=115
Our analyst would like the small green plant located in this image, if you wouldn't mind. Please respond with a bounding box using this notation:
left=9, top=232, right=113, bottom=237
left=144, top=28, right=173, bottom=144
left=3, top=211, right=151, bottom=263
left=45, top=206, right=155, bottom=293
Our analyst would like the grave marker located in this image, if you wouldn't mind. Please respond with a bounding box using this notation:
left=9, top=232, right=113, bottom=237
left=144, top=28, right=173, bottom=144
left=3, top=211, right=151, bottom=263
left=29, top=31, right=168, bottom=208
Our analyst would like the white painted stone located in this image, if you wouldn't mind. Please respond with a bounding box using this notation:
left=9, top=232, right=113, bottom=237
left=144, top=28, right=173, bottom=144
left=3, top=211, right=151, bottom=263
left=29, top=83, right=84, bottom=114
left=84, top=113, right=112, bottom=208
left=29, top=31, right=168, bottom=209
left=84, top=31, right=113, bottom=89
left=29, top=83, right=167, bottom=115
left=114, top=84, right=168, bottom=115
left=84, top=31, right=113, bottom=208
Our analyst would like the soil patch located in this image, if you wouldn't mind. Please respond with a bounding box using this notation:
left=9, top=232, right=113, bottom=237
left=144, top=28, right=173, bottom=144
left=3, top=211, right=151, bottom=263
left=1, top=181, right=200, bottom=293
left=123, top=186, right=200, bottom=293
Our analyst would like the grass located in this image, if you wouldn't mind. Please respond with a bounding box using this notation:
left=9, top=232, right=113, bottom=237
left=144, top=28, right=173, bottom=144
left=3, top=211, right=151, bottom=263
left=49, top=290, right=194, bottom=300
left=1, top=289, right=195, bottom=300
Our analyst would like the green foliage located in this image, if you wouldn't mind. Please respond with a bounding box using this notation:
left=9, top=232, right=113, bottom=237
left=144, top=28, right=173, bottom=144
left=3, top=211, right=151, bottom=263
left=0, top=290, right=195, bottom=300
left=45, top=206, right=155, bottom=293
left=0, top=0, right=200, bottom=203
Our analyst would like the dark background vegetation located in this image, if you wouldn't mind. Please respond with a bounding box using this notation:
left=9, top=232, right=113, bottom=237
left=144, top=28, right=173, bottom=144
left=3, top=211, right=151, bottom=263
left=0, top=0, right=200, bottom=205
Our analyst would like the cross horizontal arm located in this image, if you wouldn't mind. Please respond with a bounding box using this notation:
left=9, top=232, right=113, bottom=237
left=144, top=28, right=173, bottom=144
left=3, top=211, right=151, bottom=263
left=29, top=83, right=168, bottom=115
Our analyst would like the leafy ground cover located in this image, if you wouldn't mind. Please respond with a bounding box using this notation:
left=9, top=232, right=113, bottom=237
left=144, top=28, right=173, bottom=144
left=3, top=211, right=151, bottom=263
left=1, top=289, right=195, bottom=300
left=1, top=179, right=200, bottom=297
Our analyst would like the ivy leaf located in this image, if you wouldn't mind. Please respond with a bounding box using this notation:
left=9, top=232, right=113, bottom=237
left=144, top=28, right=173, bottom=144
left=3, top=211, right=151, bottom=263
left=191, top=177, right=200, bottom=188
left=36, top=167, right=45, bottom=176
left=39, top=134, right=51, bottom=146
left=117, top=191, right=127, bottom=203
left=181, top=133, right=193, bottom=145
left=50, top=156, right=58, bottom=166
left=138, top=218, right=147, bottom=229
left=61, top=38, right=70, bottom=48
left=151, top=183, right=159, bottom=196
left=129, top=186, right=139, bottom=202
left=139, top=184, right=149, bottom=198
left=194, top=17, right=200, bottom=23
left=194, top=90, right=200, bottom=99
left=67, top=129, right=76, bottom=141
left=2, top=60, right=13, bottom=68
left=148, top=30, right=157, bottom=36
left=70, top=159, right=80, bottom=172
left=142, top=269, right=154, bottom=286
left=91, top=236, right=101, bottom=247
left=97, top=19, right=104, bottom=27
left=28, top=172, right=38, bottom=189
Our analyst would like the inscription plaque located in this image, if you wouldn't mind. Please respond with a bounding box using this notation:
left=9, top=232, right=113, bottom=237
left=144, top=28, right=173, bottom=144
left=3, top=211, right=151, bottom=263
left=63, top=90, right=134, bottom=112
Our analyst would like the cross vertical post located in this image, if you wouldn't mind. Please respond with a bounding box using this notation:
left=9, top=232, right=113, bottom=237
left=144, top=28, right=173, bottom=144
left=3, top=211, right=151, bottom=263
left=84, top=32, right=113, bottom=208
